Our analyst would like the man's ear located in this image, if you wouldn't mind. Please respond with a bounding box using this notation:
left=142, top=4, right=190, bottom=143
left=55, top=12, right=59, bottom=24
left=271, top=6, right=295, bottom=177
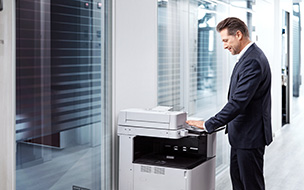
left=236, top=30, right=243, bottom=40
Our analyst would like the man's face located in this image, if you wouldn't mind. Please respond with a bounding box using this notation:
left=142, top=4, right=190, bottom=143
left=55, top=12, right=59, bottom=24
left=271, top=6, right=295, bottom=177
left=219, top=28, right=242, bottom=55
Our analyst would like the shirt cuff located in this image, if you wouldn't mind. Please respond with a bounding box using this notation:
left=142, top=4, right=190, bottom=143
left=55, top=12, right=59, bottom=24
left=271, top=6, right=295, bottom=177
left=203, top=122, right=208, bottom=132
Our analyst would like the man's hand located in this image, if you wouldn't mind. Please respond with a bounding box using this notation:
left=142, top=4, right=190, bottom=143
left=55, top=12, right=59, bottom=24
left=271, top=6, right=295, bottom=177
left=186, top=120, right=205, bottom=129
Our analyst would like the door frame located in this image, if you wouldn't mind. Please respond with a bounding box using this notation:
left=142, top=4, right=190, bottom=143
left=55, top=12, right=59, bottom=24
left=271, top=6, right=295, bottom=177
left=0, top=0, right=16, bottom=189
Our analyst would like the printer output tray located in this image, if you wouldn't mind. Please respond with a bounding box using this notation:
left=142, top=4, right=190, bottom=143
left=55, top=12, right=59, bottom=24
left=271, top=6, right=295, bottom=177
left=133, top=153, right=207, bottom=169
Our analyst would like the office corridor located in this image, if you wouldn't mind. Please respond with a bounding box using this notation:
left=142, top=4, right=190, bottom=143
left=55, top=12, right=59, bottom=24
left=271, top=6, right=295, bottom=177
left=216, top=99, right=304, bottom=190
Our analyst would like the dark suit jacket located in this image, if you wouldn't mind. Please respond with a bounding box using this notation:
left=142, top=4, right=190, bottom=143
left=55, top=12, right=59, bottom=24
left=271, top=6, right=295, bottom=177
left=205, top=43, right=273, bottom=149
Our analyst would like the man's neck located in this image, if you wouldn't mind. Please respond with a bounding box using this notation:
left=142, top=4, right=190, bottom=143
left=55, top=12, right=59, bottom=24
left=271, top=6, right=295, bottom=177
left=240, top=39, right=252, bottom=52
left=236, top=40, right=253, bottom=62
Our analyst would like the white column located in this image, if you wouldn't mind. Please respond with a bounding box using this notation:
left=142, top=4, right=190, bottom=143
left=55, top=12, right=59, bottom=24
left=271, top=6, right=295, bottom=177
left=0, top=0, right=16, bottom=189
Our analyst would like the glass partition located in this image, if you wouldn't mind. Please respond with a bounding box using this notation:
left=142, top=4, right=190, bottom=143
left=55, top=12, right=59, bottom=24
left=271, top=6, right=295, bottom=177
left=157, top=0, right=183, bottom=109
left=16, top=0, right=112, bottom=189
left=157, top=0, right=254, bottom=174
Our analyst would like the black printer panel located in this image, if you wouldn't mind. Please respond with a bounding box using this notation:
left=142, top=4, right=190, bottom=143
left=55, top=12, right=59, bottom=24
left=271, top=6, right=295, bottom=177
left=133, top=136, right=208, bottom=169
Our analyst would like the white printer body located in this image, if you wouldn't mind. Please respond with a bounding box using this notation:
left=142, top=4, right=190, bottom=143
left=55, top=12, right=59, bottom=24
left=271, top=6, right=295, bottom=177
left=118, top=108, right=217, bottom=190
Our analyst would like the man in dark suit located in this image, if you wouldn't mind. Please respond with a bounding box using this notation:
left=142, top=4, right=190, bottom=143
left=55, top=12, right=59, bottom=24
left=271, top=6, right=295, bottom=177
left=186, top=17, right=272, bottom=190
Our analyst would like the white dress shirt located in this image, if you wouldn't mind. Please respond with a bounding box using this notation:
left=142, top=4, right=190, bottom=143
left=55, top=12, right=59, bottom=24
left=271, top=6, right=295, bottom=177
left=236, top=41, right=254, bottom=62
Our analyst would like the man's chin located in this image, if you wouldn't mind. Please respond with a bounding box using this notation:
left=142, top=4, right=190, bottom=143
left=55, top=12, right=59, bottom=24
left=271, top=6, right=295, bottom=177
left=228, top=49, right=235, bottom=55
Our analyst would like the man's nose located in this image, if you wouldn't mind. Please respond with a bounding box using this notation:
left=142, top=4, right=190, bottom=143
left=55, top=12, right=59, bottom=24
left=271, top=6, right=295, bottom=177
left=223, top=43, right=228, bottom=49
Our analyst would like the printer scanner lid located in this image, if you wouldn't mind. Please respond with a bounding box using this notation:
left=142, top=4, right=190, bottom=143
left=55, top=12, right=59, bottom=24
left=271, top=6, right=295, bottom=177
left=118, top=107, right=186, bottom=130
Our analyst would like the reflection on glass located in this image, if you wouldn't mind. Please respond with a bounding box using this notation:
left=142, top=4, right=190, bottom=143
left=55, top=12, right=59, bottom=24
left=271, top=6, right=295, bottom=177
left=157, top=0, right=182, bottom=110
left=292, top=3, right=301, bottom=97
left=16, top=0, right=111, bottom=189
left=157, top=0, right=255, bottom=176
left=196, top=1, right=218, bottom=114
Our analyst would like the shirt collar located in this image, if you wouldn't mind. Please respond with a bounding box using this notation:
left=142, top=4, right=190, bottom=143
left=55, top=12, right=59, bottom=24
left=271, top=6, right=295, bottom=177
left=236, top=41, right=254, bottom=62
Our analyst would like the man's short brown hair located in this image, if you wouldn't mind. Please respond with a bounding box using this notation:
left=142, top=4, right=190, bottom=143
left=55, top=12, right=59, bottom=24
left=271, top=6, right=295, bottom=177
left=216, top=17, right=249, bottom=37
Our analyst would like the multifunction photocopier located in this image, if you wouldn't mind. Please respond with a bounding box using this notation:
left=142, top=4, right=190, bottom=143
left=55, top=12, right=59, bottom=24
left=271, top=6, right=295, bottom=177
left=118, top=107, right=218, bottom=190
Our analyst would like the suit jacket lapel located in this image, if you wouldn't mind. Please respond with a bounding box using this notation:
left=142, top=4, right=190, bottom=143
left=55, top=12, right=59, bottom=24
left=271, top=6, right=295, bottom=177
left=228, top=61, right=241, bottom=99
left=227, top=44, right=256, bottom=99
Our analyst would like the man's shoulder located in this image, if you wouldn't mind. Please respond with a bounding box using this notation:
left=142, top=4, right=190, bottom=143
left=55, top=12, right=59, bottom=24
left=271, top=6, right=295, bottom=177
left=247, top=43, right=261, bottom=54
left=244, top=43, right=266, bottom=60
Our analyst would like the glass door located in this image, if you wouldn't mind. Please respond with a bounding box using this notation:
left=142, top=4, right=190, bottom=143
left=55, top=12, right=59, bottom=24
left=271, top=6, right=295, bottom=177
left=16, top=0, right=112, bottom=189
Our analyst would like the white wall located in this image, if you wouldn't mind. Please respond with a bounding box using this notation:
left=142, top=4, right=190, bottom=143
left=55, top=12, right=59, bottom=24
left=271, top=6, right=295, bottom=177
left=254, top=0, right=294, bottom=135
left=113, top=0, right=158, bottom=118
left=0, top=0, right=15, bottom=189
left=254, top=0, right=281, bottom=134
left=113, top=1, right=158, bottom=189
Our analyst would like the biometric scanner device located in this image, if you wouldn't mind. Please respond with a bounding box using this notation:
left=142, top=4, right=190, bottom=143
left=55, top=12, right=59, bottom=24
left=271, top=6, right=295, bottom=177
left=118, top=108, right=217, bottom=190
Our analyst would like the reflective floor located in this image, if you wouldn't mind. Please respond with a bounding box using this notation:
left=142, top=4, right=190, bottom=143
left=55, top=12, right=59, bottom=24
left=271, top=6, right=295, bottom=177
left=16, top=143, right=101, bottom=190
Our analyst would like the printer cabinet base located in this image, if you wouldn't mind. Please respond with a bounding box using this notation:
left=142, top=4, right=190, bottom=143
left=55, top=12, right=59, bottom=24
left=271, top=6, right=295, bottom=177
left=133, top=158, right=215, bottom=190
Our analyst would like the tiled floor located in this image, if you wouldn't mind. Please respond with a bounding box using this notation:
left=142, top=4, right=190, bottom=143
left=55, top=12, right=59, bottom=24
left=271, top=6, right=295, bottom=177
left=215, top=96, right=304, bottom=190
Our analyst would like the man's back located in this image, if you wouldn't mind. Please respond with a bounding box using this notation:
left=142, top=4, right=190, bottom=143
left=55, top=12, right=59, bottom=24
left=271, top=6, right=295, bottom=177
left=226, top=43, right=272, bottom=149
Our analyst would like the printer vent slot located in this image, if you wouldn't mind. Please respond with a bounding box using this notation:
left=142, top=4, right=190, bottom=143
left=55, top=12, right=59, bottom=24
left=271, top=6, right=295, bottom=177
left=154, top=167, right=165, bottom=175
left=141, top=165, right=152, bottom=173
